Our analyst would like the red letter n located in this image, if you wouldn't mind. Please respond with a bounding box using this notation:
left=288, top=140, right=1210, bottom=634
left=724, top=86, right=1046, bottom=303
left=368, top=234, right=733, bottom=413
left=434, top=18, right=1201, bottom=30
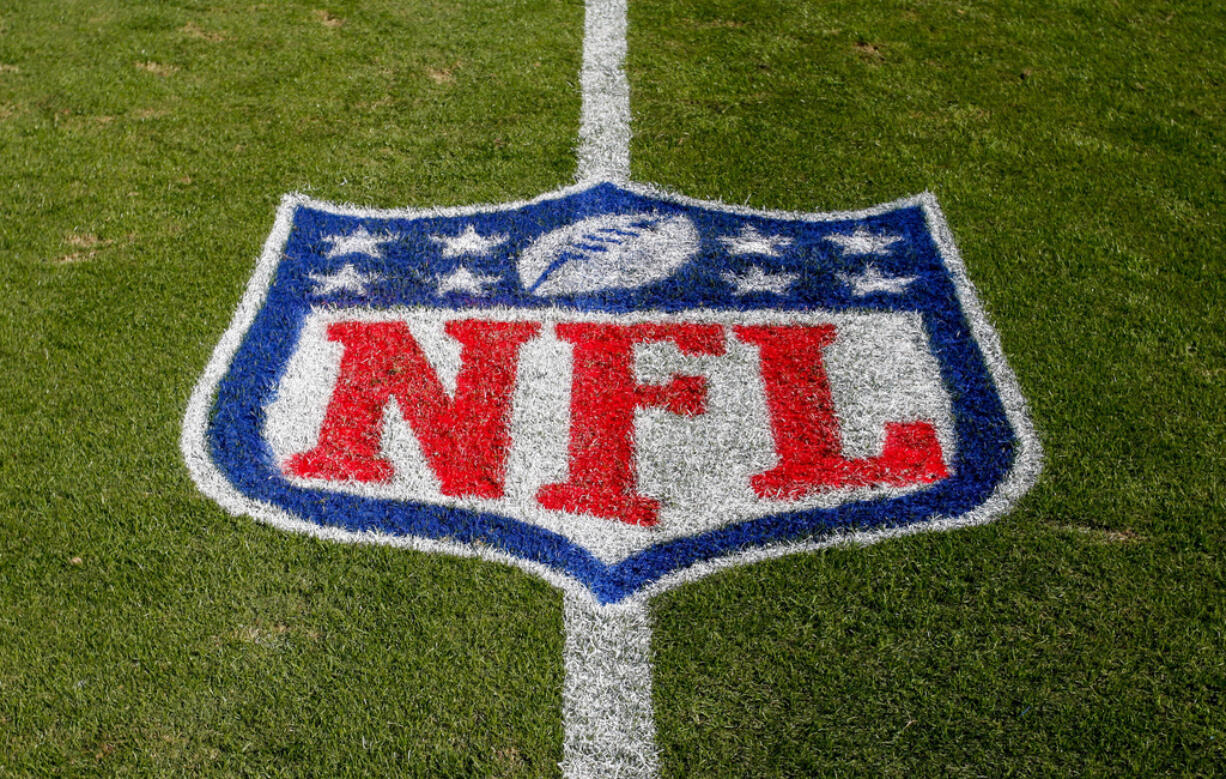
left=286, top=319, right=540, bottom=498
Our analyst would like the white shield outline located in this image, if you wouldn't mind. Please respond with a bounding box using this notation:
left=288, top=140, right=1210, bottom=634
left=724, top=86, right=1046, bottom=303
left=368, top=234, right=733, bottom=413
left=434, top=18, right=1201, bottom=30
left=181, top=179, right=1042, bottom=607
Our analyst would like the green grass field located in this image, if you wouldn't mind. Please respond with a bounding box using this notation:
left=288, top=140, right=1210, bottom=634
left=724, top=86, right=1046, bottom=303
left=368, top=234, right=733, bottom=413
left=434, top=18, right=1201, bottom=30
left=1, top=0, right=1223, bottom=774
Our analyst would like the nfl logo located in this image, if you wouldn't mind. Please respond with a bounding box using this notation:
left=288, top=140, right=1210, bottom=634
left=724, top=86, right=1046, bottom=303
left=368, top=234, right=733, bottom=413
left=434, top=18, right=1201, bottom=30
left=183, top=181, right=1039, bottom=604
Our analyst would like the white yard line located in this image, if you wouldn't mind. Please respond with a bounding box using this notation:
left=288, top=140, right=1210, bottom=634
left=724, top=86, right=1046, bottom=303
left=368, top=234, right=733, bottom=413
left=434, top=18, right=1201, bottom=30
left=562, top=594, right=659, bottom=778
left=576, top=0, right=631, bottom=183
left=562, top=3, right=660, bottom=775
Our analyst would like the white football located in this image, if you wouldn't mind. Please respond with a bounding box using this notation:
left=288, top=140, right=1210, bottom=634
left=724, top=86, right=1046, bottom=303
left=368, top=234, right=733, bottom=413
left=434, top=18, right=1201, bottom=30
left=518, top=212, right=698, bottom=296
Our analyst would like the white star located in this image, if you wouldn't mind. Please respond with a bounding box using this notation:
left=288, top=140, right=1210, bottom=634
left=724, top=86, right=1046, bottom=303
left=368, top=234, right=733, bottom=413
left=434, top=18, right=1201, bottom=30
left=308, top=263, right=381, bottom=295
left=436, top=267, right=501, bottom=295
left=837, top=264, right=917, bottom=296
left=718, top=225, right=793, bottom=256
left=430, top=225, right=508, bottom=257
left=322, top=226, right=397, bottom=259
left=721, top=266, right=798, bottom=296
left=823, top=227, right=903, bottom=256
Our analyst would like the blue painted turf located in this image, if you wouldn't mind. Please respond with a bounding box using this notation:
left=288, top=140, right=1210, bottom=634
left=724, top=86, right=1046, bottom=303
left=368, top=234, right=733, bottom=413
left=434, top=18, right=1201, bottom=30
left=208, top=183, right=1015, bottom=603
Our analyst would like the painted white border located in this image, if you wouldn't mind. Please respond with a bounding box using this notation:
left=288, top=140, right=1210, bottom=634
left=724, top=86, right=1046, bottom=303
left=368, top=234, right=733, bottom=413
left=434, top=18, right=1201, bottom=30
left=180, top=181, right=1042, bottom=608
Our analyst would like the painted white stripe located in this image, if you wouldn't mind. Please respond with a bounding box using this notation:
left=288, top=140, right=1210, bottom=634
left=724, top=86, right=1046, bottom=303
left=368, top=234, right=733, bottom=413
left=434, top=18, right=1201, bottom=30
left=562, top=594, right=659, bottom=778
left=576, top=0, right=631, bottom=183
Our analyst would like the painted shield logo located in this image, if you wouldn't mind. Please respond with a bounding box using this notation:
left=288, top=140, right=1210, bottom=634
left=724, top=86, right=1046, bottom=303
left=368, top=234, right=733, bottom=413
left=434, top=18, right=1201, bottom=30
left=182, top=181, right=1040, bottom=604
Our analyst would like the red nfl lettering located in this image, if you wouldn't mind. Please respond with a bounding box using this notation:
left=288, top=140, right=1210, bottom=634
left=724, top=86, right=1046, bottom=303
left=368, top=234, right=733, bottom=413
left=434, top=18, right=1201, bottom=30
left=285, top=315, right=950, bottom=526
left=286, top=319, right=540, bottom=497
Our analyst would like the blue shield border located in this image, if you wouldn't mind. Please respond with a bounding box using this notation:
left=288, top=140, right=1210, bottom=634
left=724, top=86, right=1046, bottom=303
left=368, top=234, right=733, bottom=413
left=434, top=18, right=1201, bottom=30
left=181, top=181, right=1041, bottom=604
